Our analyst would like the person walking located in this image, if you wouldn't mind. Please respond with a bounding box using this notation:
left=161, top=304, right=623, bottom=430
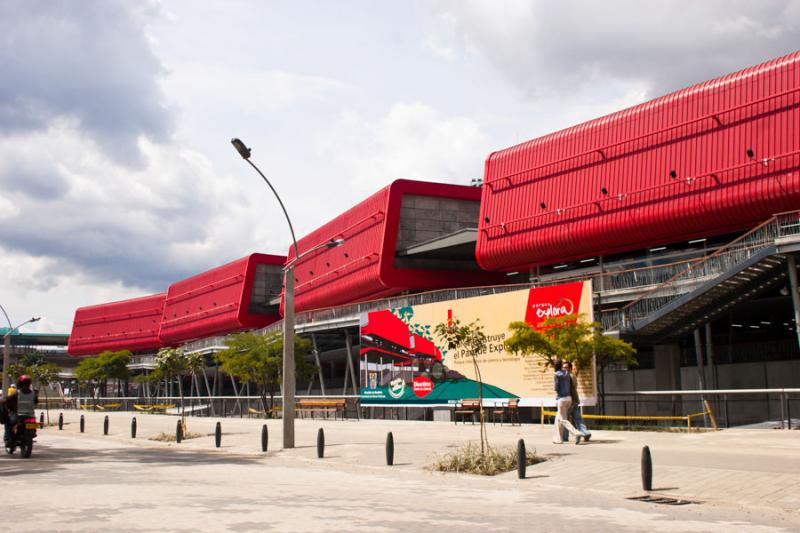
left=553, top=361, right=583, bottom=444
left=562, top=361, right=591, bottom=443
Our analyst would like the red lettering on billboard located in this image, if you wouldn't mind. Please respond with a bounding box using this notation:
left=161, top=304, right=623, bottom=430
left=524, top=282, right=584, bottom=330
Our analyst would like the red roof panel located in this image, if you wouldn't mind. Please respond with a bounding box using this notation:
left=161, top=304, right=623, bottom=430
left=68, top=293, right=165, bottom=356
left=159, top=253, right=284, bottom=345
left=477, top=51, right=800, bottom=271
left=286, top=179, right=505, bottom=312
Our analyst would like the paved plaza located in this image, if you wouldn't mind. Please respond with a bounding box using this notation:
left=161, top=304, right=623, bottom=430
left=5, top=411, right=800, bottom=532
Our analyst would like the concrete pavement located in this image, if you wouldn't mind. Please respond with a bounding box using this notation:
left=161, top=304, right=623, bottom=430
left=6, top=410, right=800, bottom=532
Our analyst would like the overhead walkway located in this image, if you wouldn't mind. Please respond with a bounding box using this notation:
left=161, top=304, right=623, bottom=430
left=182, top=211, right=800, bottom=354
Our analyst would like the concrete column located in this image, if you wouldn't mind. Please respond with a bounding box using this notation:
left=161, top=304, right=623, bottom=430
left=344, top=331, right=358, bottom=394
left=705, top=322, right=717, bottom=390
left=654, top=343, right=682, bottom=416
left=787, top=255, right=800, bottom=353
left=311, top=333, right=326, bottom=396
left=693, top=329, right=706, bottom=390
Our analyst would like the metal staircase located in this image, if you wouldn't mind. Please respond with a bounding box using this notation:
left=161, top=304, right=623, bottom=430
left=611, top=211, right=800, bottom=341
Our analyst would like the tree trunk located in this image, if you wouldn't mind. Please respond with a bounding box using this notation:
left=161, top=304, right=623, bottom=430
left=43, top=384, right=50, bottom=424
left=268, top=383, right=276, bottom=418
left=259, top=382, right=269, bottom=418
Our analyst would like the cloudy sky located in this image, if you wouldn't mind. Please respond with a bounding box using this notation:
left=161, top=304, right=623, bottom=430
left=1, top=0, right=798, bottom=333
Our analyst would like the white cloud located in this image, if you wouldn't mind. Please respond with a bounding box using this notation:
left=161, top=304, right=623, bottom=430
left=0, top=249, right=148, bottom=333
left=0, top=120, right=280, bottom=294
left=317, top=102, right=491, bottom=193
left=433, top=1, right=800, bottom=99
left=161, top=63, right=354, bottom=115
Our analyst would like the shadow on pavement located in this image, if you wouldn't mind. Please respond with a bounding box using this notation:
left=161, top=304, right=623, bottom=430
left=0, top=440, right=265, bottom=477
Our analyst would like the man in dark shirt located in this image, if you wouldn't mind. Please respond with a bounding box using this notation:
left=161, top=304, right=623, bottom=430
left=562, top=361, right=591, bottom=443
left=553, top=361, right=583, bottom=444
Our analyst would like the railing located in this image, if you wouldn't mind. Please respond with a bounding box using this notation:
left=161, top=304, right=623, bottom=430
left=63, top=395, right=361, bottom=419
left=613, top=211, right=800, bottom=331
left=180, top=212, right=800, bottom=352
left=603, top=388, right=800, bottom=430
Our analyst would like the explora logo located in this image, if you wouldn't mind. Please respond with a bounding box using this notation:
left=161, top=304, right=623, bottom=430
left=532, top=297, right=575, bottom=319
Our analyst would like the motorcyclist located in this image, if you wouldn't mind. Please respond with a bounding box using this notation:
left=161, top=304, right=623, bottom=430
left=1, top=375, right=37, bottom=445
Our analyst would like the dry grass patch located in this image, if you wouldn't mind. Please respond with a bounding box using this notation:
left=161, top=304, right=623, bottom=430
left=148, top=431, right=204, bottom=442
left=429, top=442, right=544, bottom=476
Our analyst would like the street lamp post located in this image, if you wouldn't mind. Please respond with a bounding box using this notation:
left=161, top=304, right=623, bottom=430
left=231, top=138, right=343, bottom=448
left=1, top=303, right=41, bottom=393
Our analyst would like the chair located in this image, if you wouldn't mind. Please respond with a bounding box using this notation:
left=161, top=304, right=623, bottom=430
left=491, top=398, right=520, bottom=426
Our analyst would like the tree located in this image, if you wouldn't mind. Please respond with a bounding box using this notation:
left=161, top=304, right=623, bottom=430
left=133, top=370, right=161, bottom=398
left=97, top=350, right=132, bottom=397
left=29, top=362, right=60, bottom=423
left=433, top=317, right=489, bottom=454
left=214, top=331, right=314, bottom=417
left=155, top=346, right=189, bottom=405
left=74, top=357, right=104, bottom=399
left=184, top=351, right=206, bottom=399
left=505, top=314, right=637, bottom=412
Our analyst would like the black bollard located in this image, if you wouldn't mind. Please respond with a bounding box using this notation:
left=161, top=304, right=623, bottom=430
left=317, top=428, right=325, bottom=458
left=58, top=413, right=63, bottom=431
left=641, top=445, right=653, bottom=491
left=39, top=412, right=45, bottom=428
left=517, top=439, right=527, bottom=479
left=385, top=432, right=394, bottom=466
left=261, top=424, right=268, bottom=452
left=103, top=415, right=109, bottom=435
left=131, top=417, right=137, bottom=439
left=176, top=420, right=183, bottom=444
left=215, top=422, right=221, bottom=448
left=80, top=415, right=85, bottom=433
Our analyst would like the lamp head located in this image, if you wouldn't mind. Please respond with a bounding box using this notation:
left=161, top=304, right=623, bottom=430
left=231, top=138, right=251, bottom=160
left=327, top=238, right=345, bottom=248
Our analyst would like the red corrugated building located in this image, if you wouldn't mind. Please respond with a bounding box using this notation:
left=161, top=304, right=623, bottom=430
left=285, top=179, right=505, bottom=312
left=68, top=293, right=165, bottom=356
left=158, top=253, right=284, bottom=345
left=476, top=51, right=800, bottom=272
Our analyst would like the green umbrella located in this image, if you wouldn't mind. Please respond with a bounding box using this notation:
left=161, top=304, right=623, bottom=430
left=361, top=377, right=517, bottom=405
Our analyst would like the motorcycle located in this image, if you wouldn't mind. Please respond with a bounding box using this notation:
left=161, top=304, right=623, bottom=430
left=4, top=416, right=38, bottom=458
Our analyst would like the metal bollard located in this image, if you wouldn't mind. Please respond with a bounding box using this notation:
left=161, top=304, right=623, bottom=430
left=641, top=445, right=653, bottom=491
left=58, top=413, right=63, bottom=431
left=261, top=424, right=268, bottom=452
left=176, top=420, right=183, bottom=443
left=103, top=415, right=109, bottom=435
left=80, top=415, right=85, bottom=433
left=385, top=432, right=394, bottom=466
left=517, top=439, right=526, bottom=479
left=131, top=417, right=137, bottom=439
left=317, top=428, right=325, bottom=458
left=215, top=422, right=221, bottom=448
left=39, top=412, right=45, bottom=428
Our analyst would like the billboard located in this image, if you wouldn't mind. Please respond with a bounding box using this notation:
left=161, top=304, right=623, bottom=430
left=359, top=281, right=596, bottom=407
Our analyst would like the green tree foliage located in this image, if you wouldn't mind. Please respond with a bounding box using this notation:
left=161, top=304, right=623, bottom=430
left=73, top=350, right=132, bottom=398
left=433, top=317, right=490, bottom=454
left=154, top=347, right=189, bottom=414
left=74, top=357, right=104, bottom=398
left=505, top=314, right=637, bottom=412
left=99, top=350, right=132, bottom=382
left=214, top=331, right=314, bottom=416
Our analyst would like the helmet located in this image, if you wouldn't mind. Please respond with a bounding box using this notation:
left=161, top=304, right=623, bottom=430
left=6, top=384, right=16, bottom=397
left=17, top=375, right=32, bottom=386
